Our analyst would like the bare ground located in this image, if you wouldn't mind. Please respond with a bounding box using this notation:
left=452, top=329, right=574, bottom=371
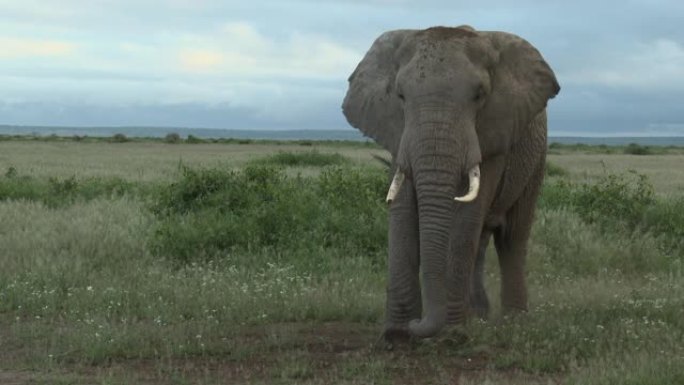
left=1, top=322, right=563, bottom=384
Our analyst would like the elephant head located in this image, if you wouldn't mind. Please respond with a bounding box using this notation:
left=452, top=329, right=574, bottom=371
left=342, top=26, right=559, bottom=338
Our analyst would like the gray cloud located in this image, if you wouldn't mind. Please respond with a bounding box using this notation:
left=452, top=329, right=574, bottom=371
left=0, top=0, right=683, bottom=135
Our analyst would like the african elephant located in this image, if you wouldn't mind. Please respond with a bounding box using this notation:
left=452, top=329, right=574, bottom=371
left=342, top=26, right=559, bottom=341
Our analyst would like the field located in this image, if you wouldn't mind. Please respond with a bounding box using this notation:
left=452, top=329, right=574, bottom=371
left=1, top=138, right=683, bottom=384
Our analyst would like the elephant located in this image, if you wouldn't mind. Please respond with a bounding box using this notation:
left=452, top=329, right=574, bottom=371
left=342, top=25, right=559, bottom=341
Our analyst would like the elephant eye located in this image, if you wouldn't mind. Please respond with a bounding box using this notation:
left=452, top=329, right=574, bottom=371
left=397, top=93, right=405, bottom=101
left=473, top=85, right=486, bottom=102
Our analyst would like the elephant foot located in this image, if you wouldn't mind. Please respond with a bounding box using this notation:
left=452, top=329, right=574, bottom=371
left=471, top=307, right=489, bottom=320
left=438, top=325, right=469, bottom=347
left=376, top=325, right=414, bottom=351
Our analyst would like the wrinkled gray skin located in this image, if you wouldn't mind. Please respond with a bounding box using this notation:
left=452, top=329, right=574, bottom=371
left=342, top=26, right=559, bottom=341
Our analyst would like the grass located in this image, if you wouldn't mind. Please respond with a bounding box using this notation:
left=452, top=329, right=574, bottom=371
left=250, top=150, right=349, bottom=167
left=0, top=141, right=386, bottom=182
left=149, top=164, right=386, bottom=264
left=0, top=139, right=683, bottom=384
left=0, top=171, right=144, bottom=207
left=547, top=153, right=684, bottom=196
left=545, top=161, right=569, bottom=177
left=540, top=171, right=684, bottom=257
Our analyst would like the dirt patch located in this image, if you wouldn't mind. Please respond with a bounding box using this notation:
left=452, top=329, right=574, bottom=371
left=0, top=371, right=35, bottom=385
left=2, top=322, right=561, bottom=384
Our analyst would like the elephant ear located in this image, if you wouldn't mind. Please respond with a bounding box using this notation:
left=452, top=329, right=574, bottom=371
left=477, top=32, right=560, bottom=158
left=342, top=30, right=415, bottom=157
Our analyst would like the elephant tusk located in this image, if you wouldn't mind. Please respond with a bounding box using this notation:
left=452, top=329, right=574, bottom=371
left=386, top=170, right=405, bottom=204
left=454, top=165, right=480, bottom=202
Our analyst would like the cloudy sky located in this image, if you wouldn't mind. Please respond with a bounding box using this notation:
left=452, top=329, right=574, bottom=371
left=1, top=0, right=683, bottom=136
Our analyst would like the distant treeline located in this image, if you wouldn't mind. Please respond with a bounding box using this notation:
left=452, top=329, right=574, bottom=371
left=547, top=141, right=684, bottom=155
left=2, top=132, right=684, bottom=154
left=0, top=132, right=379, bottom=148
left=0, top=125, right=367, bottom=141
left=2, top=124, right=684, bottom=146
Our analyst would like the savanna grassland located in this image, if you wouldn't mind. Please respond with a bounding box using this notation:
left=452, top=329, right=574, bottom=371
left=1, top=136, right=683, bottom=384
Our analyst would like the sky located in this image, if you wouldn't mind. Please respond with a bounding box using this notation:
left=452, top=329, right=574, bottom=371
left=1, top=0, right=683, bottom=136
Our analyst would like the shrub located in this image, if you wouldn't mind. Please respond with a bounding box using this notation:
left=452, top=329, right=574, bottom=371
left=545, top=161, right=569, bottom=177
left=642, top=197, right=684, bottom=252
left=0, top=173, right=45, bottom=203
left=574, top=172, right=654, bottom=226
left=541, top=172, right=654, bottom=225
left=150, top=165, right=387, bottom=264
left=624, top=143, right=653, bottom=155
left=164, top=132, right=181, bottom=144
left=186, top=134, right=204, bottom=144
left=252, top=150, right=348, bottom=167
left=5, top=166, right=17, bottom=179
left=0, top=172, right=139, bottom=207
left=111, top=133, right=129, bottom=143
left=540, top=171, right=684, bottom=257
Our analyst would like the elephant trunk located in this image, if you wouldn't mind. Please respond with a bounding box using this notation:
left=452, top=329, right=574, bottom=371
left=402, top=117, right=482, bottom=338
left=408, top=181, right=454, bottom=337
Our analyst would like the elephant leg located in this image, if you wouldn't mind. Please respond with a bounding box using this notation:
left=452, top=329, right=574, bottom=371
left=494, top=163, right=544, bottom=312
left=384, top=178, right=421, bottom=341
left=470, top=229, right=492, bottom=319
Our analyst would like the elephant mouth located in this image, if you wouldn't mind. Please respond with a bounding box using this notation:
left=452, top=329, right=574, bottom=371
left=385, top=164, right=481, bottom=204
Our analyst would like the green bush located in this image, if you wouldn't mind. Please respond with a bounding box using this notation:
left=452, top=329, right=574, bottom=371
left=150, top=165, right=387, bottom=264
left=545, top=161, right=569, bottom=177
left=575, top=172, right=654, bottom=226
left=5, top=166, right=17, bottom=178
left=540, top=172, right=654, bottom=226
left=0, top=171, right=139, bottom=207
left=540, top=171, right=684, bottom=257
left=251, top=150, right=348, bottom=167
left=110, top=133, right=129, bottom=143
left=642, top=197, right=684, bottom=252
left=186, top=134, right=204, bottom=144
left=164, top=132, right=181, bottom=144
left=0, top=174, right=46, bottom=203
left=624, top=143, right=654, bottom=155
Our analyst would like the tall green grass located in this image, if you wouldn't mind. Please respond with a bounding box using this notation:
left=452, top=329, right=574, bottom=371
left=541, top=171, right=684, bottom=256
left=545, top=161, right=569, bottom=177
left=150, top=164, right=387, bottom=265
left=0, top=199, right=384, bottom=368
left=1, top=167, right=144, bottom=207
left=1, top=154, right=683, bottom=383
